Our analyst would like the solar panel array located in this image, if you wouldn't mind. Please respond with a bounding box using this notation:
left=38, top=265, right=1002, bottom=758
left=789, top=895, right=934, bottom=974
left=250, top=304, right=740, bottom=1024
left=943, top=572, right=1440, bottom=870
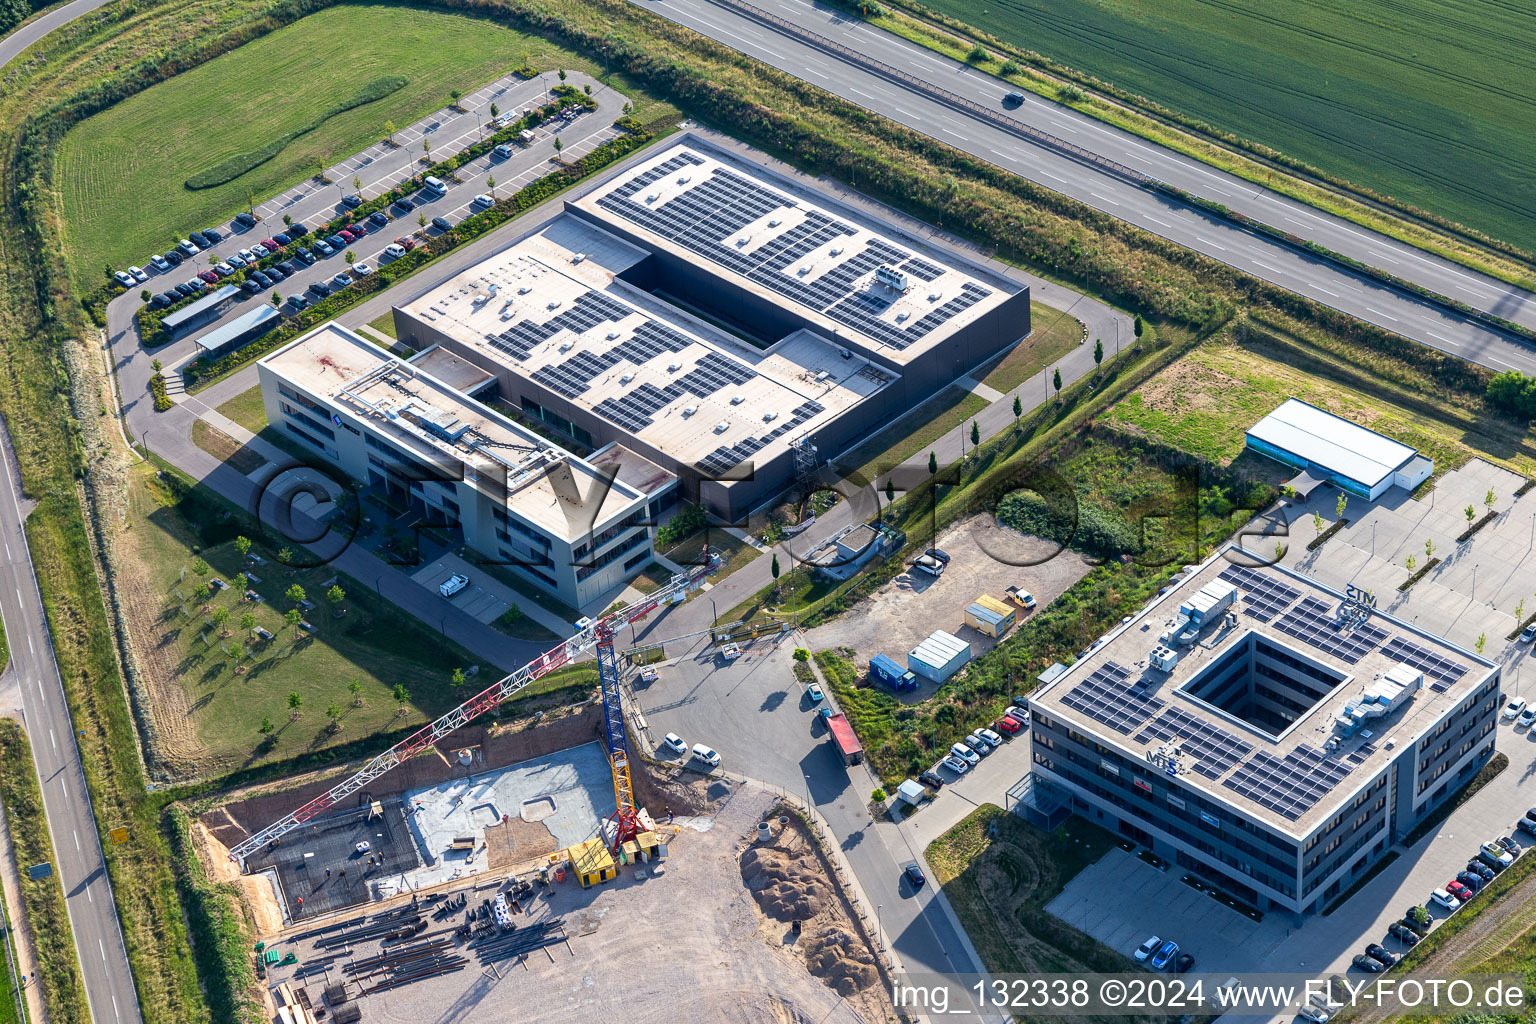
left=1135, top=707, right=1253, bottom=781
left=1218, top=564, right=1303, bottom=623
left=1222, top=743, right=1355, bottom=821
left=485, top=291, right=630, bottom=362
left=1059, top=661, right=1165, bottom=735
left=1273, top=596, right=1390, bottom=664
left=596, top=155, right=993, bottom=351
left=1345, top=741, right=1377, bottom=767
left=693, top=399, right=825, bottom=476
left=1380, top=636, right=1468, bottom=693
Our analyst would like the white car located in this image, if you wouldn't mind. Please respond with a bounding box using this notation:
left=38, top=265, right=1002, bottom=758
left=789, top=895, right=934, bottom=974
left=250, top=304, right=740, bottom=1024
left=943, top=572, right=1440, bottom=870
left=383, top=243, right=407, bottom=260
left=1520, top=708, right=1536, bottom=728
left=177, top=238, right=199, bottom=255
left=128, top=265, right=149, bottom=282
left=690, top=743, right=720, bottom=768
left=149, top=254, right=172, bottom=272
left=439, top=573, right=469, bottom=597
left=472, top=193, right=494, bottom=207
left=1481, top=841, right=1514, bottom=867
left=661, top=732, right=687, bottom=755
left=353, top=262, right=373, bottom=276
left=1134, top=935, right=1162, bottom=962
left=250, top=243, right=270, bottom=258
left=1299, top=1004, right=1332, bottom=1023
left=941, top=754, right=970, bottom=774
left=237, top=248, right=255, bottom=262
left=977, top=727, right=1004, bottom=746
left=1504, top=698, right=1527, bottom=722
left=1429, top=888, right=1461, bottom=910
left=112, top=270, right=134, bottom=288
left=949, top=742, right=980, bottom=766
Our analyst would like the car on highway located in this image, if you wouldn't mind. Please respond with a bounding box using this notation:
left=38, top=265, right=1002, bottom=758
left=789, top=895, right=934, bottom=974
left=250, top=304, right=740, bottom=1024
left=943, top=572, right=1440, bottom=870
left=149, top=254, right=172, bottom=272
left=1150, top=940, right=1179, bottom=970
left=902, top=862, right=926, bottom=889
left=384, top=243, right=407, bottom=260
left=112, top=270, right=134, bottom=288
left=1351, top=955, right=1383, bottom=973
left=806, top=683, right=824, bottom=704
left=1504, top=698, right=1526, bottom=721
left=473, top=193, right=494, bottom=207
left=353, top=262, right=373, bottom=277
left=369, top=211, right=389, bottom=227
left=1430, top=887, right=1461, bottom=910
left=341, top=193, right=363, bottom=208
left=1481, top=841, right=1514, bottom=867
left=661, top=732, right=687, bottom=756
left=1133, top=936, right=1160, bottom=962
left=1003, top=91, right=1026, bottom=106
left=940, top=754, right=970, bottom=774
left=439, top=573, right=469, bottom=597
left=917, top=770, right=944, bottom=789
left=395, top=235, right=417, bottom=251
left=313, top=239, right=335, bottom=257
left=1445, top=880, right=1472, bottom=902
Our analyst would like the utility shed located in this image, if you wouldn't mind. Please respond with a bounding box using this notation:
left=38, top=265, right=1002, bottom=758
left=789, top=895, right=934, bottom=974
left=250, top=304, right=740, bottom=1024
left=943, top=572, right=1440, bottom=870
left=569, top=837, right=617, bottom=888
left=1245, top=398, right=1432, bottom=501
left=964, top=594, right=1016, bottom=638
left=909, top=630, right=970, bottom=683
left=895, top=779, right=927, bottom=806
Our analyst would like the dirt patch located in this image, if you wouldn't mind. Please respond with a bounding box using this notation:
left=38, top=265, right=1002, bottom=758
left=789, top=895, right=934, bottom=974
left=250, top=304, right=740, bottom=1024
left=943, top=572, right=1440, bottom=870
left=803, top=924, right=879, bottom=996
left=806, top=513, right=1092, bottom=697
left=740, top=846, right=833, bottom=922
left=482, top=815, right=557, bottom=871
left=197, top=815, right=285, bottom=935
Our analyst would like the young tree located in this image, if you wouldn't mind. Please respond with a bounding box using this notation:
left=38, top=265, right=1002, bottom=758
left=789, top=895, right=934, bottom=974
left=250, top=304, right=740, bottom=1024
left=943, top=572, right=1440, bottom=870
left=325, top=702, right=343, bottom=732
left=349, top=679, right=364, bottom=707
left=1052, top=367, right=1062, bottom=401
left=1012, top=394, right=1022, bottom=421
left=450, top=88, right=462, bottom=107
left=885, top=477, right=896, bottom=504
left=1274, top=541, right=1284, bottom=563
left=384, top=119, right=396, bottom=145
left=928, top=451, right=938, bottom=476
left=418, top=212, right=428, bottom=229
left=152, top=358, right=162, bottom=372
left=1336, top=493, right=1348, bottom=519
left=1093, top=337, right=1103, bottom=368
left=285, top=608, right=303, bottom=635
left=140, top=289, right=151, bottom=304
left=552, top=137, right=563, bottom=156
left=259, top=716, right=275, bottom=735
left=276, top=546, right=293, bottom=564
left=271, top=291, right=281, bottom=307
left=393, top=683, right=410, bottom=717
left=240, top=612, right=256, bottom=633
left=326, top=584, right=346, bottom=610
left=192, top=557, right=210, bottom=577
left=233, top=572, right=248, bottom=596
left=286, top=583, right=307, bottom=606
left=490, top=102, right=499, bottom=120
left=583, top=83, right=592, bottom=96
left=345, top=250, right=357, bottom=267
left=283, top=213, right=293, bottom=227
left=228, top=642, right=245, bottom=665
left=194, top=583, right=211, bottom=605
left=235, top=535, right=252, bottom=557
left=793, top=648, right=810, bottom=663
left=1406, top=555, right=1416, bottom=572
left=771, top=554, right=780, bottom=582
left=1465, top=504, right=1476, bottom=525
left=315, top=156, right=327, bottom=182
left=1425, top=537, right=1435, bottom=559
left=422, top=137, right=432, bottom=163
left=1133, top=315, right=1144, bottom=340
left=1313, top=511, right=1324, bottom=533
left=211, top=606, right=231, bottom=635
left=451, top=667, right=467, bottom=689
left=288, top=691, right=303, bottom=719
left=557, top=68, right=567, bottom=83
left=1475, top=632, right=1487, bottom=655
left=486, top=174, right=496, bottom=199
left=1485, top=488, right=1497, bottom=512
left=1517, top=598, right=1526, bottom=624
left=970, top=420, right=980, bottom=447
left=353, top=174, right=362, bottom=193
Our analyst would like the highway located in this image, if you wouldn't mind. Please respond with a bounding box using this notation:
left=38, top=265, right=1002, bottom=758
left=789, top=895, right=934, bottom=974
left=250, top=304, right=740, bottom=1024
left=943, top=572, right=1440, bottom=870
left=0, top=422, right=141, bottom=1023
left=630, top=0, right=1536, bottom=375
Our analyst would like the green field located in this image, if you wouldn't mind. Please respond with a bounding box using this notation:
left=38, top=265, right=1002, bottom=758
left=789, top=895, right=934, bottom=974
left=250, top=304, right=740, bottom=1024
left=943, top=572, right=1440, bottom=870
left=915, top=0, right=1536, bottom=249
left=58, top=4, right=568, bottom=279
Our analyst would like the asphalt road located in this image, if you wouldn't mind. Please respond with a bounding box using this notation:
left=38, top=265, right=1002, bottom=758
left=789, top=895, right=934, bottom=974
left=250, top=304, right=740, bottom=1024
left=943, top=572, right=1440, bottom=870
left=0, top=422, right=140, bottom=1023
left=631, top=0, right=1536, bottom=375
left=0, top=0, right=111, bottom=69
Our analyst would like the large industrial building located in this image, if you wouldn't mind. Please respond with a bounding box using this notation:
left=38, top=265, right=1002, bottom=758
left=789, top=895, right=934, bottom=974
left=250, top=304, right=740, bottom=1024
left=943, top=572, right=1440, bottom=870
left=257, top=323, right=673, bottom=610
left=1245, top=398, right=1433, bottom=500
left=392, top=135, right=1030, bottom=519
left=1023, top=548, right=1498, bottom=914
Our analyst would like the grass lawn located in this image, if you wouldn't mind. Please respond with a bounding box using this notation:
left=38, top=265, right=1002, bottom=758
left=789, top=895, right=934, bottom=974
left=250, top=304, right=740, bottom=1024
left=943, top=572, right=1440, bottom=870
left=835, top=385, right=987, bottom=485
left=127, top=460, right=498, bottom=775
left=665, top=529, right=761, bottom=585
left=926, top=805, right=1142, bottom=997
left=909, top=0, right=1536, bottom=252
left=191, top=419, right=267, bottom=475
left=214, top=385, right=268, bottom=435
left=59, top=4, right=593, bottom=278
left=489, top=606, right=560, bottom=645
left=980, top=302, right=1084, bottom=392
left=367, top=312, right=399, bottom=339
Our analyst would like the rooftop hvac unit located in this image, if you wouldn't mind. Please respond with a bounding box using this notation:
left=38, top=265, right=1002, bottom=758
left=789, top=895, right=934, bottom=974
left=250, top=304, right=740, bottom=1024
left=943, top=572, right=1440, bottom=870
left=607, top=331, right=621, bottom=340
left=730, top=395, right=744, bottom=405
left=646, top=193, right=658, bottom=203
left=928, top=291, right=942, bottom=302
left=547, top=300, right=562, bottom=310
left=815, top=370, right=831, bottom=382
left=768, top=218, right=782, bottom=227
left=839, top=348, right=851, bottom=358
left=518, top=285, right=532, bottom=294
left=895, top=311, right=910, bottom=322
left=797, top=266, right=810, bottom=276
left=830, top=246, right=843, bottom=257
left=559, top=340, right=574, bottom=352
left=713, top=421, right=730, bottom=433
left=682, top=405, right=698, bottom=417
left=763, top=411, right=778, bottom=422
left=677, top=175, right=691, bottom=184
left=1149, top=644, right=1180, bottom=672
left=736, top=235, right=750, bottom=246
left=572, top=253, right=586, bottom=264
left=667, top=362, right=681, bottom=372
left=874, top=265, right=909, bottom=292
left=619, top=373, right=635, bottom=384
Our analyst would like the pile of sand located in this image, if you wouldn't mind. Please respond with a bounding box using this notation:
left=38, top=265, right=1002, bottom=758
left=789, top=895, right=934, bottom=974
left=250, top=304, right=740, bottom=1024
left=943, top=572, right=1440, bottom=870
left=739, top=846, right=831, bottom=922
left=802, top=924, right=878, bottom=996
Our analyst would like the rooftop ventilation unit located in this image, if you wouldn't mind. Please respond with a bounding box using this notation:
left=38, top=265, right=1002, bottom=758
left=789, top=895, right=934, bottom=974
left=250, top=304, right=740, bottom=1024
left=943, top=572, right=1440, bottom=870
left=713, top=421, right=730, bottom=434
left=815, top=370, right=831, bottom=382
left=572, top=253, right=586, bottom=264
left=518, top=285, right=532, bottom=294
left=677, top=174, right=691, bottom=184
left=768, top=218, right=782, bottom=227
left=736, top=235, right=751, bottom=246
left=830, top=246, right=843, bottom=257
left=895, top=311, right=909, bottom=322
left=607, top=331, right=621, bottom=340
left=763, top=411, right=778, bottom=422
left=730, top=395, right=744, bottom=405
left=547, top=300, right=562, bottom=310
left=1149, top=645, right=1180, bottom=672
left=667, top=362, right=681, bottom=372
left=646, top=193, right=658, bottom=203
left=874, top=265, right=909, bottom=292
left=797, top=266, right=810, bottom=276
left=558, top=340, right=574, bottom=352
left=619, top=372, right=635, bottom=385
left=928, top=291, right=942, bottom=302
left=839, top=348, right=851, bottom=359
left=682, top=405, right=698, bottom=417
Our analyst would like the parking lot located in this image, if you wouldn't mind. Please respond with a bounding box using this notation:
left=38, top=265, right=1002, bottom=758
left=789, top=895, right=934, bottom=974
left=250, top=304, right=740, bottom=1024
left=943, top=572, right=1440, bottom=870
left=120, top=68, right=627, bottom=372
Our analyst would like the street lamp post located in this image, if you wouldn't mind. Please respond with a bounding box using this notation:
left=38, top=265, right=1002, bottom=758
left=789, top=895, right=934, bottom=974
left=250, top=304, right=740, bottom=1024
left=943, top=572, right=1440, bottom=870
left=877, top=904, right=883, bottom=951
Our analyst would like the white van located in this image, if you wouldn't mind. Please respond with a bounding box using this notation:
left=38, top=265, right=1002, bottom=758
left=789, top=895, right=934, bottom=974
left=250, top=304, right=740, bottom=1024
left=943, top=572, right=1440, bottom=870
left=691, top=743, right=720, bottom=768
left=439, top=573, right=469, bottom=597
left=422, top=175, right=448, bottom=195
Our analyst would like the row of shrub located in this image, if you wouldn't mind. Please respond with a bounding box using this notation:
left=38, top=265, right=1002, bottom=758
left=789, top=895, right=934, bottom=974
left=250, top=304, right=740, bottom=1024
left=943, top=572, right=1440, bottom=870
left=150, top=371, right=172, bottom=411
left=185, top=75, right=408, bottom=188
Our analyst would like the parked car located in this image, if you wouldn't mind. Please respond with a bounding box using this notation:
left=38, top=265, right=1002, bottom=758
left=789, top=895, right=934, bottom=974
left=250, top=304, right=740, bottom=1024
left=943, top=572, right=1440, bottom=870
left=369, top=211, right=389, bottom=227
left=285, top=294, right=309, bottom=312
left=806, top=683, right=824, bottom=704
left=341, top=193, right=363, bottom=208
left=432, top=215, right=452, bottom=232
left=1481, top=841, right=1514, bottom=867
left=214, top=263, right=234, bottom=276
left=128, top=265, right=149, bottom=283
left=1150, top=940, right=1179, bottom=970
left=1499, top=835, right=1521, bottom=855
left=1299, top=1005, right=1331, bottom=1023
left=1504, top=698, right=1527, bottom=721
left=1456, top=870, right=1484, bottom=893
left=1466, top=859, right=1495, bottom=881
left=963, top=735, right=991, bottom=757
left=949, top=742, right=980, bottom=766
left=1517, top=707, right=1536, bottom=728
left=235, top=211, right=257, bottom=227
left=661, top=732, right=687, bottom=755
left=327, top=234, right=347, bottom=249
left=163, top=249, right=184, bottom=266
left=185, top=278, right=206, bottom=292
left=439, top=573, right=469, bottom=597
left=1365, top=943, right=1396, bottom=967
left=197, top=270, right=219, bottom=284
left=925, top=547, right=951, bottom=565
left=250, top=243, right=269, bottom=258
left=308, top=281, right=331, bottom=297
left=249, top=271, right=272, bottom=288
left=1521, top=623, right=1536, bottom=643
left=297, top=248, right=316, bottom=264
left=237, top=248, right=255, bottom=262
left=272, top=233, right=291, bottom=247
left=917, top=770, right=944, bottom=790
left=395, top=235, right=417, bottom=251
left=493, top=143, right=515, bottom=159
left=286, top=223, right=308, bottom=238
left=1387, top=922, right=1420, bottom=945
left=173, top=281, right=195, bottom=296
left=911, top=554, right=944, bottom=576
left=941, top=754, right=970, bottom=774
left=149, top=293, right=172, bottom=309
left=265, top=265, right=286, bottom=281
left=977, top=727, right=1003, bottom=746
left=1133, top=936, right=1161, bottom=962
left=353, top=262, right=373, bottom=277
left=1446, top=880, right=1472, bottom=901
left=159, top=290, right=180, bottom=305
left=384, top=243, right=407, bottom=260
left=112, top=270, right=134, bottom=288
left=202, top=226, right=223, bottom=242
left=1519, top=819, right=1536, bottom=838
left=1430, top=888, right=1461, bottom=910
left=1004, top=705, right=1030, bottom=725
left=394, top=197, right=416, bottom=212
left=349, top=222, right=369, bottom=237
left=240, top=280, right=261, bottom=295
left=313, top=239, right=335, bottom=257
left=994, top=716, right=1022, bottom=736
left=690, top=743, right=720, bottom=768
left=149, top=254, right=172, bottom=272
left=1173, top=953, right=1195, bottom=975
left=339, top=229, right=358, bottom=243
left=332, top=273, right=352, bottom=289
left=1351, top=955, right=1383, bottom=973
left=472, top=193, right=494, bottom=207
left=903, top=862, right=926, bottom=889
left=188, top=231, right=209, bottom=247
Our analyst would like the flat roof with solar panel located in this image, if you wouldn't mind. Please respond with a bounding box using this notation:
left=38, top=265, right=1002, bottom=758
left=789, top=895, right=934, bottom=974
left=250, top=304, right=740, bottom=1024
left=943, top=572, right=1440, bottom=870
left=569, top=139, right=1016, bottom=366
left=1030, top=547, right=1494, bottom=835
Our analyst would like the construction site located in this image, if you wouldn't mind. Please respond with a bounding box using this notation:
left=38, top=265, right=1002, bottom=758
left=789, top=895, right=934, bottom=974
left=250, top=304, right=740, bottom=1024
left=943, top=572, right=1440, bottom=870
left=191, top=557, right=892, bottom=1023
